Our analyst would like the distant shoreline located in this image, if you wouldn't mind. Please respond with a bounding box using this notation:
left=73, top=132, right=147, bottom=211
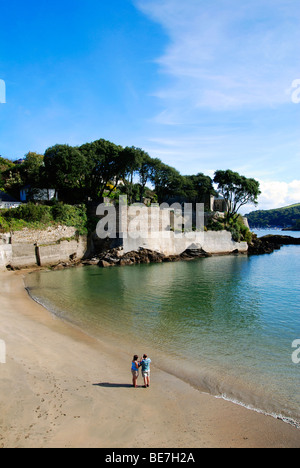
left=250, top=227, right=300, bottom=232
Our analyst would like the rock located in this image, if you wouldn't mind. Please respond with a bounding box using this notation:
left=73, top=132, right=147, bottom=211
left=51, top=263, right=65, bottom=270
left=168, top=256, right=181, bottom=262
left=261, top=235, right=300, bottom=245
left=248, top=234, right=300, bottom=256
left=91, top=245, right=215, bottom=268
left=103, top=255, right=119, bottom=264
left=180, top=248, right=211, bottom=259
left=148, top=251, right=164, bottom=263
left=119, top=258, right=133, bottom=266
left=81, top=259, right=99, bottom=266
left=248, top=235, right=281, bottom=255
left=98, top=260, right=114, bottom=268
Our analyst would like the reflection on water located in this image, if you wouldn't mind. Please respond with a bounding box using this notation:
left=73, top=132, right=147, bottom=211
left=26, top=247, right=300, bottom=425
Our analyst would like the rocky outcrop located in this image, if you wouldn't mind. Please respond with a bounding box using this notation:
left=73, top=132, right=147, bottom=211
left=82, top=246, right=212, bottom=268
left=261, top=235, right=300, bottom=245
left=248, top=235, right=300, bottom=255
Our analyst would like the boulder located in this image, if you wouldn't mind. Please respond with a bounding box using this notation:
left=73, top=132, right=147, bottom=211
left=98, top=260, right=114, bottom=268
left=119, top=259, right=133, bottom=266
left=93, top=245, right=214, bottom=268
left=247, top=235, right=291, bottom=255
left=180, top=248, right=212, bottom=259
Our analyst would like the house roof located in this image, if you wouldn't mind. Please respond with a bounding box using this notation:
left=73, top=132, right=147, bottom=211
left=0, top=190, right=18, bottom=202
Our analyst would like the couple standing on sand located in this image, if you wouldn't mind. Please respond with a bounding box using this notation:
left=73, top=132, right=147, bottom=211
left=131, top=354, right=151, bottom=388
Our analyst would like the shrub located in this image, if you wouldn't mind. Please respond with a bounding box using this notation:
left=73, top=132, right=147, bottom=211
left=13, top=203, right=52, bottom=223
left=51, top=203, right=88, bottom=234
left=228, top=216, right=253, bottom=243
left=206, top=214, right=253, bottom=243
left=0, top=203, right=88, bottom=234
left=207, top=219, right=225, bottom=232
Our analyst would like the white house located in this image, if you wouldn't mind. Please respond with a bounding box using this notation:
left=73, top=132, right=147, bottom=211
left=0, top=190, right=22, bottom=209
left=20, top=187, right=57, bottom=202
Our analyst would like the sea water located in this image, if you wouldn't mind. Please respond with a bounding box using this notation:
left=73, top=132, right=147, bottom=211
left=25, top=230, right=300, bottom=426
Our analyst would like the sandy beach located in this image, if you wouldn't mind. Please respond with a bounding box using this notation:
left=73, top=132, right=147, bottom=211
left=0, top=270, right=300, bottom=448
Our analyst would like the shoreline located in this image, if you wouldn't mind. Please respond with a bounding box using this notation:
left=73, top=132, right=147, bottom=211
left=23, top=280, right=300, bottom=433
left=23, top=263, right=300, bottom=430
left=1, top=271, right=300, bottom=448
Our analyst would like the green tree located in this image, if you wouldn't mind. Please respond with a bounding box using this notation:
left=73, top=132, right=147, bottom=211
left=1, top=153, right=45, bottom=199
left=182, top=173, right=216, bottom=205
left=150, top=161, right=184, bottom=203
left=138, top=154, right=161, bottom=200
left=0, top=156, right=15, bottom=173
left=0, top=156, right=15, bottom=192
left=214, top=170, right=261, bottom=220
left=119, top=146, right=144, bottom=203
left=246, top=204, right=300, bottom=228
left=79, top=139, right=124, bottom=200
left=22, top=152, right=44, bottom=186
left=44, top=144, right=87, bottom=202
left=293, top=219, right=300, bottom=230
left=2, top=167, right=23, bottom=199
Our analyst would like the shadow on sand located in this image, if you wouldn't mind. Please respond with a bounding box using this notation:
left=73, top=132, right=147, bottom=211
left=93, top=382, right=133, bottom=389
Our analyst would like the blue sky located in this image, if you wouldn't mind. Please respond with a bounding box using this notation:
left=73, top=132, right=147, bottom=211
left=0, top=0, right=299, bottom=211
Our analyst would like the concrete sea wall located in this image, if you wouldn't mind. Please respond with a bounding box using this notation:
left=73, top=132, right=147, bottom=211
left=99, top=205, right=248, bottom=256
left=121, top=230, right=248, bottom=256
left=0, top=226, right=87, bottom=270
left=0, top=206, right=248, bottom=270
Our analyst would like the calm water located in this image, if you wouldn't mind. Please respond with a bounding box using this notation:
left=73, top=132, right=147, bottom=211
left=25, top=230, right=300, bottom=426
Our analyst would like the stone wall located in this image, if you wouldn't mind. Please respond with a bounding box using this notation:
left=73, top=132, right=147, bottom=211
left=38, top=237, right=87, bottom=267
left=120, top=230, right=248, bottom=256
left=0, top=227, right=88, bottom=270
left=98, top=205, right=248, bottom=256
left=0, top=244, right=12, bottom=270
left=0, top=207, right=249, bottom=271
left=10, top=225, right=78, bottom=245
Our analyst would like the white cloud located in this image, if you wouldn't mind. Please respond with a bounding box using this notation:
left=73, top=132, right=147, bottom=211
left=242, top=180, right=300, bottom=214
left=135, top=0, right=300, bottom=194
left=137, top=0, right=300, bottom=114
left=259, top=180, right=300, bottom=208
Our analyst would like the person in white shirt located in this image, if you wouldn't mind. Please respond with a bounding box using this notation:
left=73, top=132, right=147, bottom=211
left=140, top=354, right=151, bottom=388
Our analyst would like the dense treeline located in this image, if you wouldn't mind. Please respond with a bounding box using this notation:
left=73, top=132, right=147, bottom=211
left=246, top=204, right=300, bottom=228
left=0, top=140, right=215, bottom=205
left=1, top=140, right=262, bottom=242
left=1, top=139, right=261, bottom=234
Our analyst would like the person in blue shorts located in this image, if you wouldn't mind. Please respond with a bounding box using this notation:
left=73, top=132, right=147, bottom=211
left=140, top=354, right=151, bottom=388
left=131, top=355, right=140, bottom=388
